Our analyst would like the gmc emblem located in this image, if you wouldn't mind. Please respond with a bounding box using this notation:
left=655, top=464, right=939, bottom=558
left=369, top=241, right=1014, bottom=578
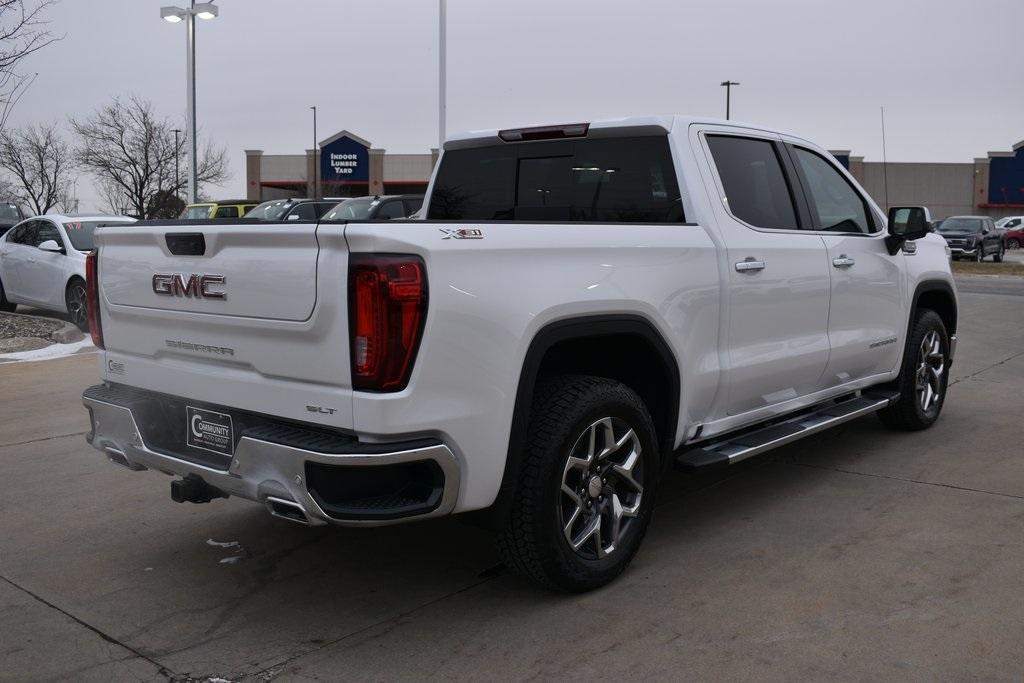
left=152, top=273, right=226, bottom=299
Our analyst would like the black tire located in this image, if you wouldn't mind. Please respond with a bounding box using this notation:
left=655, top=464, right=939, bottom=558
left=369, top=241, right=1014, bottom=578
left=994, top=245, right=1004, bottom=263
left=496, top=375, right=660, bottom=592
left=0, top=277, right=15, bottom=313
left=974, top=247, right=984, bottom=262
left=1008, top=239, right=1020, bottom=250
left=65, top=278, right=88, bottom=331
left=879, top=310, right=949, bottom=431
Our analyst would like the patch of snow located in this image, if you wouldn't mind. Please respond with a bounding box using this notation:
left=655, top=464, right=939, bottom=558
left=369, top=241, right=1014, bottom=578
left=0, top=337, right=95, bottom=363
left=206, top=539, right=240, bottom=548
left=219, top=556, right=243, bottom=565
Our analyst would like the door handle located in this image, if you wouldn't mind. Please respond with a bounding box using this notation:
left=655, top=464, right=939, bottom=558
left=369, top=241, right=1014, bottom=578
left=735, top=258, right=766, bottom=273
left=832, top=255, right=855, bottom=268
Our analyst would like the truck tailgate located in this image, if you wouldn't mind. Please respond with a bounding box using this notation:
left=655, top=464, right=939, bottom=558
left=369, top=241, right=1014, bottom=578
left=95, top=222, right=354, bottom=430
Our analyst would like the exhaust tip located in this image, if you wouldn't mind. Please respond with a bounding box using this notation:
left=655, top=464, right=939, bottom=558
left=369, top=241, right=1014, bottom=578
left=104, top=446, right=146, bottom=471
left=265, top=496, right=311, bottom=525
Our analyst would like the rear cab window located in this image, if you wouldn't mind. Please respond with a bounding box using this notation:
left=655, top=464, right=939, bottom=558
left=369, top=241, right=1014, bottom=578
left=427, top=135, right=684, bottom=222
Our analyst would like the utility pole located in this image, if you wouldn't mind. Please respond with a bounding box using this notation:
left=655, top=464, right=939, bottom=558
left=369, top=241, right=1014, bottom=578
left=310, top=105, right=318, bottom=197
left=720, top=80, right=740, bottom=120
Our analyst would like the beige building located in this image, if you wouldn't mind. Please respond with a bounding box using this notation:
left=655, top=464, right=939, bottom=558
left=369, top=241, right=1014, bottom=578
left=245, top=130, right=436, bottom=201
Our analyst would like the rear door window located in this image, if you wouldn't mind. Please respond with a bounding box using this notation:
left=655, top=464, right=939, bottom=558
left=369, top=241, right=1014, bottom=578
left=706, top=135, right=799, bottom=230
left=214, top=205, right=239, bottom=218
left=427, top=136, right=683, bottom=222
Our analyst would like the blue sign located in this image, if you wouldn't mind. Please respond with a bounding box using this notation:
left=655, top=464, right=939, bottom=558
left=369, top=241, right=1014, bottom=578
left=988, top=145, right=1024, bottom=206
left=320, top=134, right=369, bottom=183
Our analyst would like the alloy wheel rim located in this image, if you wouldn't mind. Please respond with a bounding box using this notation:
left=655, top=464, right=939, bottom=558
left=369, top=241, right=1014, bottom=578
left=559, top=417, right=644, bottom=560
left=68, top=286, right=87, bottom=327
left=915, top=330, right=945, bottom=414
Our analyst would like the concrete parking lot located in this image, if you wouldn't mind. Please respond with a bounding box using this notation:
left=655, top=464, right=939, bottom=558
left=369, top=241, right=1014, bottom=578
left=1, top=279, right=1022, bottom=682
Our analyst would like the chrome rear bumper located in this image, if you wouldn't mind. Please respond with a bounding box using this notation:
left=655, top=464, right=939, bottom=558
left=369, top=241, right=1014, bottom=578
left=83, top=388, right=460, bottom=527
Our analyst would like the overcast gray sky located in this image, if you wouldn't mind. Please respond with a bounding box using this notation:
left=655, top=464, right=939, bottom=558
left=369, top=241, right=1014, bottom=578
left=9, top=0, right=1024, bottom=212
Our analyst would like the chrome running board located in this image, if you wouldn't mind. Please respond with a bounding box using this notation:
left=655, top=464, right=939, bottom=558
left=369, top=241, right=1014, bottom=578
left=676, top=391, right=899, bottom=471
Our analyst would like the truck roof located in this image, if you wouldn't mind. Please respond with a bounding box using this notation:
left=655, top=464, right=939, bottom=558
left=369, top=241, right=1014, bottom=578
left=443, top=115, right=799, bottom=150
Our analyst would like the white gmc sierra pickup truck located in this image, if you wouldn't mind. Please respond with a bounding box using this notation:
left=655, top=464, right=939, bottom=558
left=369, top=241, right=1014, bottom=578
left=82, top=116, right=957, bottom=591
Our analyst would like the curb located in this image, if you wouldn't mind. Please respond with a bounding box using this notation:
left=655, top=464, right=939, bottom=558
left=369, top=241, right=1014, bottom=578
left=2, top=310, right=84, bottom=344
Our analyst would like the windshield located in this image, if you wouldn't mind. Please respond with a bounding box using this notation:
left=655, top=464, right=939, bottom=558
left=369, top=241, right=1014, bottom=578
left=180, top=204, right=213, bottom=219
left=63, top=220, right=132, bottom=251
left=936, top=218, right=981, bottom=234
left=0, top=203, right=21, bottom=221
left=323, top=198, right=375, bottom=220
left=244, top=199, right=293, bottom=221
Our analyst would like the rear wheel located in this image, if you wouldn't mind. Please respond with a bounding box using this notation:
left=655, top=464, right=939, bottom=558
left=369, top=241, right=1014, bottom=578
left=65, top=278, right=88, bottom=331
left=496, top=375, right=659, bottom=592
left=0, top=277, right=15, bottom=313
left=879, top=310, right=949, bottom=431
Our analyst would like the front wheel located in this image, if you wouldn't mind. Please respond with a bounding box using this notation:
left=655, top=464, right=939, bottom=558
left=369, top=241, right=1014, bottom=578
left=0, top=277, right=15, bottom=313
left=1007, top=238, right=1020, bottom=250
left=496, top=375, right=659, bottom=592
left=974, top=247, right=984, bottom=262
left=879, top=310, right=949, bottom=431
left=994, top=245, right=1004, bottom=263
left=65, top=278, right=88, bottom=331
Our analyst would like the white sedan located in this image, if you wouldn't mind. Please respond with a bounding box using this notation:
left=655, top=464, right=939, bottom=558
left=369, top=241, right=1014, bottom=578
left=0, top=214, right=136, bottom=330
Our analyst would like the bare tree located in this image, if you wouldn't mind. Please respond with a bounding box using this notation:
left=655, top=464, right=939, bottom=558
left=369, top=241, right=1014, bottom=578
left=0, top=1, right=61, bottom=132
left=0, top=121, right=72, bottom=214
left=71, top=95, right=229, bottom=218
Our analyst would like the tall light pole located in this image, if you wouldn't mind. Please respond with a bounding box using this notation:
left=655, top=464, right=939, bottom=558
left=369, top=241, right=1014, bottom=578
left=161, top=2, right=219, bottom=204
left=439, top=0, right=446, bottom=149
left=310, top=106, right=318, bottom=197
left=172, top=128, right=182, bottom=201
left=720, top=80, right=740, bottom=120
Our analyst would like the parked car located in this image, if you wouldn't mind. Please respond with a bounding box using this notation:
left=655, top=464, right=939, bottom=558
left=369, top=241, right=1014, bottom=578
left=995, top=216, right=1024, bottom=249
left=180, top=200, right=258, bottom=220
left=0, top=202, right=25, bottom=237
left=321, top=195, right=424, bottom=221
left=244, top=198, right=341, bottom=221
left=0, top=214, right=136, bottom=329
left=935, top=215, right=1004, bottom=261
left=82, top=115, right=956, bottom=592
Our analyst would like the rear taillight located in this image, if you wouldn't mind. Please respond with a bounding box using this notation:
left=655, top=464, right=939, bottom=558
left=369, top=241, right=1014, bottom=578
left=349, top=254, right=427, bottom=391
left=85, top=250, right=104, bottom=349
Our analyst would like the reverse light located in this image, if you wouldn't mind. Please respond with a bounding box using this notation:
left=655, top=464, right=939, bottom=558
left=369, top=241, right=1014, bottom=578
left=85, top=250, right=104, bottom=349
left=349, top=254, right=428, bottom=391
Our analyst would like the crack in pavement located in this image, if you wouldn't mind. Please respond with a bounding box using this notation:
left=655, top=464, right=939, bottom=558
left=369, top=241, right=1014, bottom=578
left=0, top=574, right=177, bottom=681
left=250, top=575, right=498, bottom=680
left=948, top=349, right=1024, bottom=387
left=789, top=461, right=1024, bottom=502
left=0, top=430, right=89, bottom=449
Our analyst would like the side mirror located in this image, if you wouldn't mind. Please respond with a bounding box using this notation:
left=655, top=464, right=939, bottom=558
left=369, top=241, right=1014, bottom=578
left=38, top=239, right=63, bottom=253
left=886, top=206, right=931, bottom=255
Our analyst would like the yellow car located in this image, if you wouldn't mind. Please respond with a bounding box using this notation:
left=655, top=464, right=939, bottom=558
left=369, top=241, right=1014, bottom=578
left=179, top=199, right=258, bottom=220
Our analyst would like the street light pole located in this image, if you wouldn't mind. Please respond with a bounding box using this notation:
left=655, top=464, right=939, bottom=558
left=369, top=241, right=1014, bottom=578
left=439, top=0, right=446, bottom=149
left=186, top=0, right=197, bottom=203
left=161, top=2, right=219, bottom=204
left=172, top=128, right=182, bottom=201
left=720, top=80, right=740, bottom=120
left=310, top=106, right=317, bottom=197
